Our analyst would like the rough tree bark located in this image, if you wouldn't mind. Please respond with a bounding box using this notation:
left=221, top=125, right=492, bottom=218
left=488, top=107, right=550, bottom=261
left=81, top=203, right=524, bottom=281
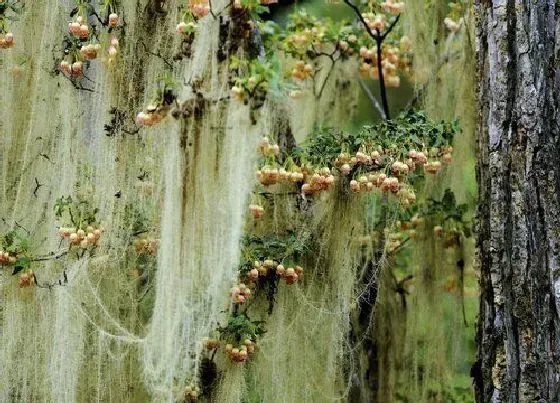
left=475, top=1, right=560, bottom=402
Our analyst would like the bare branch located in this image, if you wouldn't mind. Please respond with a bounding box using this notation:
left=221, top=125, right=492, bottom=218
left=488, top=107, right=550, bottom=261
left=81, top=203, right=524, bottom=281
left=343, top=0, right=379, bottom=41
left=343, top=0, right=401, bottom=119
left=343, top=0, right=401, bottom=41
left=375, top=35, right=390, bottom=119
left=358, top=78, right=386, bottom=119
left=381, top=14, right=401, bottom=41
left=140, top=41, right=174, bottom=69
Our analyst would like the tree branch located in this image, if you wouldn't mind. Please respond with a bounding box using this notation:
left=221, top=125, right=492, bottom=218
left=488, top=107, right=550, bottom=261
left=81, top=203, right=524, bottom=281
left=358, top=78, right=386, bottom=119
left=381, top=14, right=400, bottom=41
left=343, top=0, right=401, bottom=120
left=343, top=0, right=379, bottom=41
left=375, top=34, right=390, bottom=119
left=31, top=250, right=69, bottom=262
left=343, top=0, right=401, bottom=42
left=140, top=41, right=173, bottom=69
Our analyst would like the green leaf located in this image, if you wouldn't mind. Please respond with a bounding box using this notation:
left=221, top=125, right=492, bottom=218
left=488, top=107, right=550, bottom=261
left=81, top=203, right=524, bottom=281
left=12, top=256, right=30, bottom=275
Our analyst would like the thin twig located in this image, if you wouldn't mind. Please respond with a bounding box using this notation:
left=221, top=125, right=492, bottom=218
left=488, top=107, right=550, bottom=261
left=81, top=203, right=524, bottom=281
left=90, top=9, right=107, bottom=27
left=33, top=177, right=43, bottom=198
left=140, top=41, right=173, bottom=69
left=132, top=229, right=150, bottom=237
left=31, top=250, right=69, bottom=262
left=35, top=269, right=69, bottom=290
left=316, top=57, right=336, bottom=98
left=61, top=74, right=95, bottom=92
left=310, top=48, right=340, bottom=99
left=39, top=153, right=53, bottom=164
left=390, top=236, right=410, bottom=254
left=14, top=221, right=30, bottom=236
left=380, top=14, right=401, bottom=41
left=208, top=0, right=217, bottom=19
left=358, top=78, right=386, bottom=119
left=1, top=218, right=31, bottom=236
left=343, top=0, right=380, bottom=41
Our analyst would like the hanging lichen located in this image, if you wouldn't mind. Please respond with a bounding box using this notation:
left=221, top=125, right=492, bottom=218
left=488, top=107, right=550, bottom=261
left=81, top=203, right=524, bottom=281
left=0, top=0, right=476, bottom=402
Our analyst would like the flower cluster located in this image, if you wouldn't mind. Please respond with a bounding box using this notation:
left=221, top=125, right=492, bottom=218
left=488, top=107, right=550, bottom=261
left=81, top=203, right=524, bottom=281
left=188, top=0, right=210, bottom=19
left=269, top=3, right=411, bottom=92
left=246, top=259, right=304, bottom=285
left=300, top=168, right=336, bottom=195
left=285, top=110, right=458, bottom=204
left=276, top=264, right=303, bottom=285
left=230, top=283, right=252, bottom=304
left=255, top=141, right=450, bottom=205
left=18, top=270, right=36, bottom=288
left=183, top=384, right=201, bottom=401
left=54, top=196, right=104, bottom=251
left=59, top=6, right=121, bottom=78
left=335, top=145, right=453, bottom=202
left=1, top=230, right=32, bottom=276
left=380, top=0, right=405, bottom=15
left=256, top=166, right=304, bottom=186
left=0, top=32, right=14, bottom=49
left=248, top=204, right=265, bottom=219
left=214, top=314, right=266, bottom=364
left=67, top=16, right=91, bottom=40
left=385, top=232, right=403, bottom=253
left=176, top=0, right=208, bottom=41
left=136, top=76, right=177, bottom=127
left=58, top=226, right=104, bottom=249
left=229, top=59, right=273, bottom=107
left=0, top=250, right=16, bottom=265
left=257, top=136, right=280, bottom=157
left=133, top=235, right=158, bottom=255
left=291, top=60, right=314, bottom=80
left=358, top=37, right=412, bottom=87
left=361, top=0, right=404, bottom=30
left=225, top=338, right=257, bottom=363
left=136, top=104, right=167, bottom=127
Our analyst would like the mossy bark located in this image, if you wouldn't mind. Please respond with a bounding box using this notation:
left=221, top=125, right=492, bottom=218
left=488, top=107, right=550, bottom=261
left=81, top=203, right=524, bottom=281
left=475, top=1, right=560, bottom=401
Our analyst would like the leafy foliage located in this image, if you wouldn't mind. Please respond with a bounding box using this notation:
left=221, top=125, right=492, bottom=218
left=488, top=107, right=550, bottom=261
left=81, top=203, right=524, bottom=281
left=293, top=110, right=458, bottom=166
left=0, top=0, right=22, bottom=35
left=123, top=203, right=151, bottom=235
left=1, top=230, right=29, bottom=255
left=0, top=229, right=32, bottom=274
left=424, top=188, right=472, bottom=238
left=12, top=256, right=31, bottom=275
left=217, top=313, right=266, bottom=345
left=54, top=196, right=100, bottom=229
left=239, top=231, right=309, bottom=274
left=229, top=57, right=274, bottom=99
left=268, top=9, right=362, bottom=58
left=238, top=0, right=269, bottom=19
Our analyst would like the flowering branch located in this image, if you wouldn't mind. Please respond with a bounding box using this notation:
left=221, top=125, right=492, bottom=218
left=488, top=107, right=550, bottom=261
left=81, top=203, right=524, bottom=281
left=343, top=0, right=401, bottom=119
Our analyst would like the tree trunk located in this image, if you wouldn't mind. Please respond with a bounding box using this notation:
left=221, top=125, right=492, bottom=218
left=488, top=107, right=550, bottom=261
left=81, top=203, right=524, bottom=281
left=475, top=1, right=560, bottom=401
